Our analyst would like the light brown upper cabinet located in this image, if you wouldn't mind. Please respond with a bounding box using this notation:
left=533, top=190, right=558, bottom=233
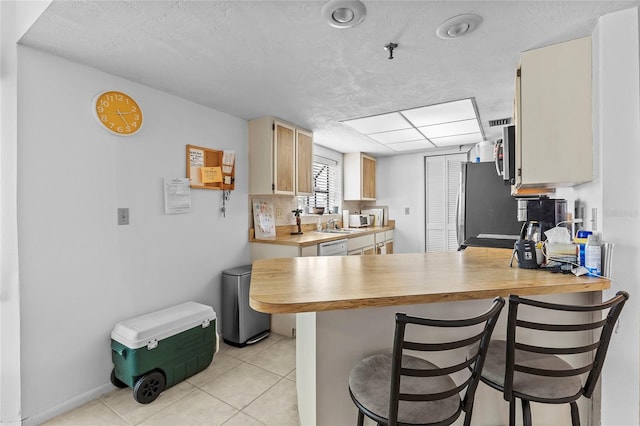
left=344, top=153, right=376, bottom=200
left=514, top=36, right=593, bottom=192
left=249, top=117, right=313, bottom=196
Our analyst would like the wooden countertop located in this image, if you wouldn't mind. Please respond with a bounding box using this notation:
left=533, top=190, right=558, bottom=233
left=250, top=223, right=395, bottom=247
left=249, top=247, right=610, bottom=313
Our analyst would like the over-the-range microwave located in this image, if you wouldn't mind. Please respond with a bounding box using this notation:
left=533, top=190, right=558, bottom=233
left=495, top=125, right=516, bottom=185
left=349, top=214, right=371, bottom=228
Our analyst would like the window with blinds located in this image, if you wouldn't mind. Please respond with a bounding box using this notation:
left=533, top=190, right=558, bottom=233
left=305, top=156, right=340, bottom=211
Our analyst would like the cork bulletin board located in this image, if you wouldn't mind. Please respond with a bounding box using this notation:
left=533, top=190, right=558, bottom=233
left=186, top=144, right=235, bottom=190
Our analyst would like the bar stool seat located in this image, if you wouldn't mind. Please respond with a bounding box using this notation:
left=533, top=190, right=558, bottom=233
left=349, top=353, right=459, bottom=424
left=347, top=297, right=505, bottom=426
left=475, top=291, right=629, bottom=426
left=481, top=340, right=582, bottom=401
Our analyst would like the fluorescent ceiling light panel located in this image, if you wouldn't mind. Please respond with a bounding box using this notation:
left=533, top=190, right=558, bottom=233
left=430, top=132, right=484, bottom=147
left=418, top=118, right=481, bottom=139
left=401, top=99, right=477, bottom=127
left=343, top=112, right=410, bottom=134
left=387, top=140, right=437, bottom=151
left=368, top=128, right=425, bottom=144
left=341, top=98, right=484, bottom=152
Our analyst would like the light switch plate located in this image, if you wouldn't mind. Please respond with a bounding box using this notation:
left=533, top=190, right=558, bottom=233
left=118, top=208, right=129, bottom=225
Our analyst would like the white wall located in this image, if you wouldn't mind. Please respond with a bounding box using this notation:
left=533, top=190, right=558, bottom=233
left=17, top=47, right=250, bottom=424
left=1, top=3, right=23, bottom=425
left=377, top=152, right=426, bottom=253
left=377, top=148, right=469, bottom=253
left=591, top=8, right=640, bottom=425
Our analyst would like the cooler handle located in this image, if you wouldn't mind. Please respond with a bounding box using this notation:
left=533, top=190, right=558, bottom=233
left=112, top=347, right=127, bottom=359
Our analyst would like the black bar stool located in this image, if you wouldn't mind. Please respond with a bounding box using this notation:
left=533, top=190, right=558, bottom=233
left=478, top=291, right=628, bottom=426
left=348, top=297, right=505, bottom=426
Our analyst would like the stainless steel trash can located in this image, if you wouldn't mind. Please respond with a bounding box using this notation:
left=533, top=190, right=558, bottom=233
left=222, top=265, right=270, bottom=347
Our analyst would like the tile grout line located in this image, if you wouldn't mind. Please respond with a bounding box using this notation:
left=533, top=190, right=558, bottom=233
left=51, top=335, right=295, bottom=426
left=94, top=397, right=134, bottom=426
left=238, top=376, right=294, bottom=421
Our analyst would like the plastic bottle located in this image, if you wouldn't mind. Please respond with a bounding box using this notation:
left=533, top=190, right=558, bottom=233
left=575, top=230, right=593, bottom=266
left=585, top=234, right=601, bottom=277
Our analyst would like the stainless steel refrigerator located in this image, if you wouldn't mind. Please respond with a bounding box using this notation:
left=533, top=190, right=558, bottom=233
left=457, top=162, right=522, bottom=250
left=222, top=265, right=270, bottom=347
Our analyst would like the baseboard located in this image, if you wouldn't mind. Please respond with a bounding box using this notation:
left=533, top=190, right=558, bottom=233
left=21, top=382, right=114, bottom=426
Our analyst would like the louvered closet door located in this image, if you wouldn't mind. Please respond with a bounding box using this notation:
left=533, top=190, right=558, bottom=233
left=425, top=154, right=466, bottom=252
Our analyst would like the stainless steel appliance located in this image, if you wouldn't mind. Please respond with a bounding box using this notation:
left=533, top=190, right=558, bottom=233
left=516, top=197, right=567, bottom=241
left=221, top=265, right=270, bottom=347
left=318, top=239, right=348, bottom=256
left=457, top=162, right=521, bottom=249
left=495, top=125, right=516, bottom=184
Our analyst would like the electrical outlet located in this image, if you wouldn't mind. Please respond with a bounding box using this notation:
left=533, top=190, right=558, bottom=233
left=118, top=208, right=129, bottom=225
left=405, top=207, right=410, bottom=215
left=276, top=207, right=282, bottom=219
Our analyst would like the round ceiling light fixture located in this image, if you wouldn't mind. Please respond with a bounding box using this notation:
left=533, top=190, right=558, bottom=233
left=321, top=0, right=366, bottom=29
left=436, top=14, right=482, bottom=39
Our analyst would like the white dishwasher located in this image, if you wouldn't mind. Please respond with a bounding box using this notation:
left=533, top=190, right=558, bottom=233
left=318, top=239, right=348, bottom=256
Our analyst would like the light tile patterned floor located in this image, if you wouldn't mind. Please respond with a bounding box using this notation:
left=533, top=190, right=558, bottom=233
left=42, top=334, right=299, bottom=426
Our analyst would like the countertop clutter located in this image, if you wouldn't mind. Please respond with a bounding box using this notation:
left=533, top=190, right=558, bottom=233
left=249, top=221, right=395, bottom=247
left=249, top=247, right=610, bottom=314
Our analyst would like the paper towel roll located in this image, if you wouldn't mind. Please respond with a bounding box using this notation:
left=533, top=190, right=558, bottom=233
left=342, top=210, right=349, bottom=228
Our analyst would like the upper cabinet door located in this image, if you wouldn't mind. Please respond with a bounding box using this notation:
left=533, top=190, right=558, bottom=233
left=344, top=152, right=376, bottom=200
left=249, top=117, right=314, bottom=196
left=274, top=121, right=296, bottom=195
left=516, top=36, right=592, bottom=189
left=361, top=155, right=376, bottom=200
left=296, top=129, right=313, bottom=195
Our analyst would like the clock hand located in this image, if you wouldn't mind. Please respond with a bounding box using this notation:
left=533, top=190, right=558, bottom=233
left=116, top=110, right=130, bottom=127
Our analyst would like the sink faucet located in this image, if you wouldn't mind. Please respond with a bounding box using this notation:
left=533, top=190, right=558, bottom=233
left=326, top=218, right=338, bottom=230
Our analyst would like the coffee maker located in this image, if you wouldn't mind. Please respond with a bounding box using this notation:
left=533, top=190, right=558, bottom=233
left=517, top=197, right=567, bottom=242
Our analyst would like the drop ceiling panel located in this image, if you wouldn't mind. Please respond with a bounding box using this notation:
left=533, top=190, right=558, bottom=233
left=401, top=99, right=477, bottom=127
left=419, top=119, right=481, bottom=139
left=343, top=112, right=411, bottom=134
left=368, top=128, right=425, bottom=144
left=431, top=132, right=484, bottom=147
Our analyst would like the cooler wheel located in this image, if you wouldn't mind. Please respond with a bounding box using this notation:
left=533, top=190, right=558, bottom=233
left=110, top=369, right=128, bottom=388
left=133, top=370, right=165, bottom=404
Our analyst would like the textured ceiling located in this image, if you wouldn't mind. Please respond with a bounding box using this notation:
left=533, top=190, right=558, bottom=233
left=19, top=0, right=640, bottom=156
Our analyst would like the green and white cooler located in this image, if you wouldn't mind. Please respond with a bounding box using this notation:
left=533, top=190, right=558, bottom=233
left=110, top=301, right=217, bottom=404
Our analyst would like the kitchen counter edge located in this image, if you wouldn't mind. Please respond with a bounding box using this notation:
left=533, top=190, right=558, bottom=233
left=249, top=247, right=611, bottom=314
left=249, top=224, right=395, bottom=247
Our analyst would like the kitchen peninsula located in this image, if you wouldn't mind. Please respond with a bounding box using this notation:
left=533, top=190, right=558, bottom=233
left=250, top=248, right=610, bottom=425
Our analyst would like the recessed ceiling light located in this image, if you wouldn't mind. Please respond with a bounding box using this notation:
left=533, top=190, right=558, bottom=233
left=436, top=14, right=482, bottom=39
left=321, top=0, right=366, bottom=29
left=332, top=8, right=354, bottom=24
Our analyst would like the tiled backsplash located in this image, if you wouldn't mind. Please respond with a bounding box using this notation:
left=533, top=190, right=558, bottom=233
left=248, top=196, right=381, bottom=228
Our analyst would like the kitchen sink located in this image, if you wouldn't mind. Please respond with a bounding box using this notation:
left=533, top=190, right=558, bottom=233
left=319, top=229, right=360, bottom=234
